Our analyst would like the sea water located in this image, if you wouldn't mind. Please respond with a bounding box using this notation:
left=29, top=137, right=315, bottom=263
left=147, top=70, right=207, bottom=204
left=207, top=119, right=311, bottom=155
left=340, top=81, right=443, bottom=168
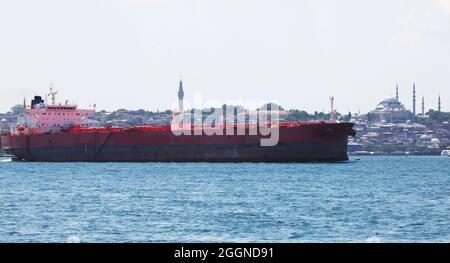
left=0, top=156, right=448, bottom=243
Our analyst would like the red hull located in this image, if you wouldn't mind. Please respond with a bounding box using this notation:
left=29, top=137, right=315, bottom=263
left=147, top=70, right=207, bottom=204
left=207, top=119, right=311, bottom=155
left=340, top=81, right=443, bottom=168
left=1, top=122, right=355, bottom=162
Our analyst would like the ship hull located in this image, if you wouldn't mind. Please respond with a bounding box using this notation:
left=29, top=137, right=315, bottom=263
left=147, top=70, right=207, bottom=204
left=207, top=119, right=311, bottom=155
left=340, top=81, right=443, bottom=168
left=1, top=123, right=354, bottom=162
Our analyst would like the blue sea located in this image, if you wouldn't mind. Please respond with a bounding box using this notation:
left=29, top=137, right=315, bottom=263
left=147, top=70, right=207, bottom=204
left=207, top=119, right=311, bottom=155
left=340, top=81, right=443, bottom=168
left=0, top=156, right=448, bottom=243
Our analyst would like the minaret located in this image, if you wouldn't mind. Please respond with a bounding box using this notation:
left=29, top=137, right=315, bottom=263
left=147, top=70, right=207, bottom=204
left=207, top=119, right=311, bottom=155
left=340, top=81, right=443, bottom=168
left=421, top=96, right=425, bottom=116
left=412, top=83, right=416, bottom=116
left=178, top=79, right=184, bottom=113
left=396, top=84, right=399, bottom=100
left=438, top=95, right=441, bottom=112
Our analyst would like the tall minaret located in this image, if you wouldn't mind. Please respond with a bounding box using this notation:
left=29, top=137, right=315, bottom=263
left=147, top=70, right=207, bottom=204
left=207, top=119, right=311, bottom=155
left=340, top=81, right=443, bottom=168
left=412, top=83, right=416, bottom=116
left=421, top=96, right=425, bottom=116
left=396, top=84, right=399, bottom=100
left=178, top=79, right=184, bottom=113
left=438, top=95, right=441, bottom=112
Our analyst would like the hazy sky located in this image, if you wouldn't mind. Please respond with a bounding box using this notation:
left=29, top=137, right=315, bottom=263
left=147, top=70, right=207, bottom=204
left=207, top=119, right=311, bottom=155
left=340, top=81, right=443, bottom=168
left=0, top=0, right=449, bottom=113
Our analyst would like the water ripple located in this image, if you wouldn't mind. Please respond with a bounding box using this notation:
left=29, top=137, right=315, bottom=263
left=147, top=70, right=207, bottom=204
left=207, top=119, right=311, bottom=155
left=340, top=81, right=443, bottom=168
left=0, top=156, right=448, bottom=242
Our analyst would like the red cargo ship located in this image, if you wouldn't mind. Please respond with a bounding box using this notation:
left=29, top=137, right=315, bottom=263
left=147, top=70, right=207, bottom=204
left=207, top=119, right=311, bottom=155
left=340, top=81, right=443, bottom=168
left=0, top=90, right=355, bottom=162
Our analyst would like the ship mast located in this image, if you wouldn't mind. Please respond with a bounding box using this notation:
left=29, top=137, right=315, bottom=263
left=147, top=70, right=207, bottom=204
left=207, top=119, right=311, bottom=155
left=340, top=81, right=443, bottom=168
left=48, top=83, right=58, bottom=105
left=329, top=96, right=336, bottom=123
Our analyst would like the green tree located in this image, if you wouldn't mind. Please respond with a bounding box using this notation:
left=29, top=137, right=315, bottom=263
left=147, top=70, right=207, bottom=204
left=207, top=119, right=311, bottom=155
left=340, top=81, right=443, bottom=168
left=427, top=110, right=450, bottom=123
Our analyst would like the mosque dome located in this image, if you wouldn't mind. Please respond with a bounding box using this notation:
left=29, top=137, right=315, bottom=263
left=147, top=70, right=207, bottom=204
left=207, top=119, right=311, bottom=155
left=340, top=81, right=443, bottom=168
left=368, top=86, right=413, bottom=123
left=431, top=138, right=440, bottom=144
left=373, top=96, right=407, bottom=113
left=420, top=134, right=432, bottom=140
left=380, top=98, right=398, bottom=104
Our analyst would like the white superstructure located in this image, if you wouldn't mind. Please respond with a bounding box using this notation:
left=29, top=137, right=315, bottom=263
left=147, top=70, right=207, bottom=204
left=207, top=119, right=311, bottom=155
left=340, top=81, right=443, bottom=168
left=15, top=89, right=95, bottom=134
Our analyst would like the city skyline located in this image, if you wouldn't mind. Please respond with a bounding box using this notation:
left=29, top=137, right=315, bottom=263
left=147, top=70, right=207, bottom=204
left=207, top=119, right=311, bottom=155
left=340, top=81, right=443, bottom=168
left=0, top=0, right=449, bottom=113
left=3, top=81, right=446, bottom=116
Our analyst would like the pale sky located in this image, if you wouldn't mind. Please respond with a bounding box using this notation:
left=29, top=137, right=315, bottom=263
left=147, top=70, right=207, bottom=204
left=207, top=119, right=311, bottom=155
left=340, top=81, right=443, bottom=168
left=0, top=0, right=449, bottom=113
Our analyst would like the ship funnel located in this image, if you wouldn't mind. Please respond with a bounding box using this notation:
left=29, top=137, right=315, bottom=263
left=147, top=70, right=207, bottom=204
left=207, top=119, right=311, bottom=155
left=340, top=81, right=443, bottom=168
left=31, top=96, right=44, bottom=109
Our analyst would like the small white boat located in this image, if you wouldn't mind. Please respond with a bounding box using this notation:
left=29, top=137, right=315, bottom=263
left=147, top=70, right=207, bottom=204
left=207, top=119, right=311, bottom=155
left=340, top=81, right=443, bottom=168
left=441, top=150, right=450, bottom=156
left=0, top=157, right=12, bottom=162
